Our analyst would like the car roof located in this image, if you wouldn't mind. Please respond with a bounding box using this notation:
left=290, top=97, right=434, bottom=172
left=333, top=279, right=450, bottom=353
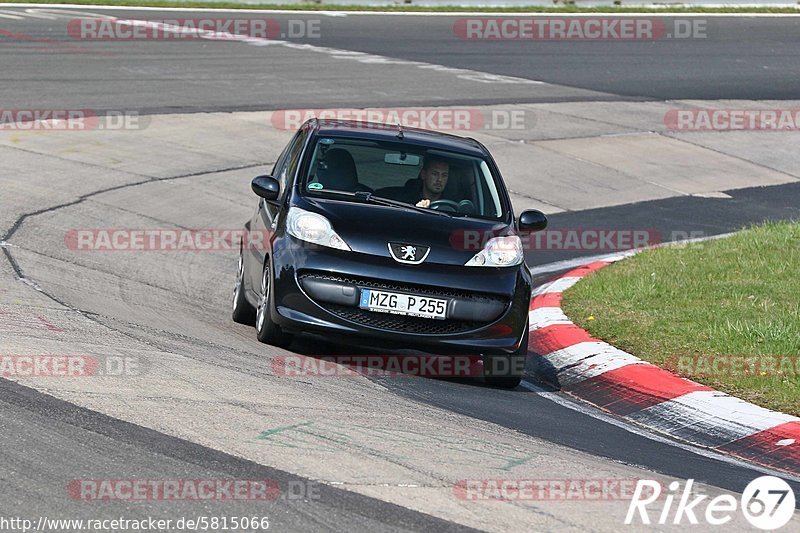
left=311, top=119, right=488, bottom=157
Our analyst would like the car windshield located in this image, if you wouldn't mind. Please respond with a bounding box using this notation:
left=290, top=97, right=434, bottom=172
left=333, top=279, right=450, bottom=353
left=302, top=137, right=507, bottom=220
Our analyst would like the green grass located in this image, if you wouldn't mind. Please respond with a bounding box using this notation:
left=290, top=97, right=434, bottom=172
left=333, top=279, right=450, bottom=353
left=3, top=0, right=799, bottom=14
left=561, top=221, right=800, bottom=416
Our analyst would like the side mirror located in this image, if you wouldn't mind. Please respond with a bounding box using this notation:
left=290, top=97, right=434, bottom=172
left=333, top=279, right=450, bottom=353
left=251, top=175, right=280, bottom=202
left=519, top=210, right=547, bottom=232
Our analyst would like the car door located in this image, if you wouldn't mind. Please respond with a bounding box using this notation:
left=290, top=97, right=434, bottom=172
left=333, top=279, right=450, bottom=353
left=247, top=128, right=307, bottom=291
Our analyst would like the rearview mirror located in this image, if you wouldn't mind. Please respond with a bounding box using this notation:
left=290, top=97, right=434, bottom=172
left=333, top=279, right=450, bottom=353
left=251, top=175, right=280, bottom=202
left=519, top=210, right=547, bottom=232
left=385, top=152, right=421, bottom=166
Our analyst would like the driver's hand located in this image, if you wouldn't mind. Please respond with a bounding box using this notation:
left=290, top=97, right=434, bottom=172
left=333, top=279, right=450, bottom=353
left=416, top=199, right=430, bottom=208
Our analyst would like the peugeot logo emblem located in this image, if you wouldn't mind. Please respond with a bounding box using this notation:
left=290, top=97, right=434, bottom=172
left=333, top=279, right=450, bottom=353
left=388, top=242, right=431, bottom=265
left=400, top=245, right=416, bottom=261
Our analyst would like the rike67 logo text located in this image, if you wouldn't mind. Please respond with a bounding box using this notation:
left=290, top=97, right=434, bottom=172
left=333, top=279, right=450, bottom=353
left=626, top=476, right=795, bottom=530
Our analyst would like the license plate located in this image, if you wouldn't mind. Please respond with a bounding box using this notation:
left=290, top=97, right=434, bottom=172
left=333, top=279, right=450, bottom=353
left=359, top=289, right=447, bottom=320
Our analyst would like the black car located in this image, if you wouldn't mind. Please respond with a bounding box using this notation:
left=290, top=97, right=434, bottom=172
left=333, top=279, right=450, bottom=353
left=232, top=119, right=547, bottom=388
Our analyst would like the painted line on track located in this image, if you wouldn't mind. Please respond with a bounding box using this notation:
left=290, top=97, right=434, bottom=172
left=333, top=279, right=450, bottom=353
left=519, top=380, right=800, bottom=482
left=69, top=14, right=543, bottom=86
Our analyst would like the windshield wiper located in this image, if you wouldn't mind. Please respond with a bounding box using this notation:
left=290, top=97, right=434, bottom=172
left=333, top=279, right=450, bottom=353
left=308, top=189, right=453, bottom=217
left=308, top=189, right=362, bottom=200
left=353, top=191, right=452, bottom=217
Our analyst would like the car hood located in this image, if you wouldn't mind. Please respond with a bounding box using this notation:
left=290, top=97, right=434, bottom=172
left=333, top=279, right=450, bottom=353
left=301, top=197, right=513, bottom=266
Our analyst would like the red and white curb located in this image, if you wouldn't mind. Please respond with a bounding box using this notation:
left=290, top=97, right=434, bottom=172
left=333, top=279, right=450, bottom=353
left=528, top=257, right=800, bottom=477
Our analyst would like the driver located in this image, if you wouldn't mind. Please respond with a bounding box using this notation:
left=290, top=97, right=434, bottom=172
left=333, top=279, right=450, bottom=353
left=414, top=157, right=449, bottom=208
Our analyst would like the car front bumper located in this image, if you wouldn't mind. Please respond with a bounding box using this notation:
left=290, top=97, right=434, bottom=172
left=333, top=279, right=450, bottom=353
left=268, top=236, right=531, bottom=355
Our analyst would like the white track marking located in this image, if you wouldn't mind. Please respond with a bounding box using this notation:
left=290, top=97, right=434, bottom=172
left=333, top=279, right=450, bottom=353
left=630, top=390, right=800, bottom=441
left=543, top=341, right=648, bottom=385
left=532, top=276, right=582, bottom=295
left=0, top=10, right=25, bottom=19
left=519, top=380, right=800, bottom=483
left=528, top=306, right=572, bottom=329
left=1, top=7, right=114, bottom=19
left=103, top=18, right=542, bottom=85
left=528, top=253, right=630, bottom=277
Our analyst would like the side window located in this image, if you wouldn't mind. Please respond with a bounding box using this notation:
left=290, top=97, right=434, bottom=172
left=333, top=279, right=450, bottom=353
left=272, top=131, right=304, bottom=201
left=271, top=132, right=298, bottom=177
left=477, top=161, right=500, bottom=218
left=281, top=131, right=306, bottom=200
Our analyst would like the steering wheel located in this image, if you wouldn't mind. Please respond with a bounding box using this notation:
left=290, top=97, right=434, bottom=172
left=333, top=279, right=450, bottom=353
left=428, top=199, right=460, bottom=212
left=457, top=200, right=476, bottom=214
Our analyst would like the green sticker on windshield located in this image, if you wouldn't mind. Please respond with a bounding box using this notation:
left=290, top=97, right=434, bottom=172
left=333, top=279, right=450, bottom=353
left=308, top=182, right=323, bottom=190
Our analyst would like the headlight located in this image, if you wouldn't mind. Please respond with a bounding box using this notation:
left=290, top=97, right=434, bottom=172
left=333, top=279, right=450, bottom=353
left=286, top=207, right=350, bottom=251
left=465, top=236, right=523, bottom=267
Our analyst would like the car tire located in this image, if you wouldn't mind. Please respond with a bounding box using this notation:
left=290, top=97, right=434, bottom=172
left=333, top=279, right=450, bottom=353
left=255, top=258, right=293, bottom=348
left=483, top=322, right=528, bottom=389
left=232, top=248, right=256, bottom=326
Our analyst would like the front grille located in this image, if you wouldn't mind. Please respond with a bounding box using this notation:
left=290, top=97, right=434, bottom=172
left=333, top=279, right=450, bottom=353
left=298, top=271, right=507, bottom=335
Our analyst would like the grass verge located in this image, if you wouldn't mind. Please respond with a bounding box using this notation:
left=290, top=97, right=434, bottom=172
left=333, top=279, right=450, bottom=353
left=561, top=221, right=800, bottom=416
left=1, top=1, right=799, bottom=14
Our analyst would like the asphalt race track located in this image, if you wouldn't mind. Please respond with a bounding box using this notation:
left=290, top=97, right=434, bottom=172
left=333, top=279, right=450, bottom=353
left=1, top=6, right=800, bottom=532
left=3, top=9, right=800, bottom=111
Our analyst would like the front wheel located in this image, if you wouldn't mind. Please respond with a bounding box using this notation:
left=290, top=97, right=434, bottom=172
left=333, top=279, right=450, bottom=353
left=255, top=259, right=293, bottom=348
left=232, top=248, right=256, bottom=326
left=483, top=323, right=528, bottom=389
